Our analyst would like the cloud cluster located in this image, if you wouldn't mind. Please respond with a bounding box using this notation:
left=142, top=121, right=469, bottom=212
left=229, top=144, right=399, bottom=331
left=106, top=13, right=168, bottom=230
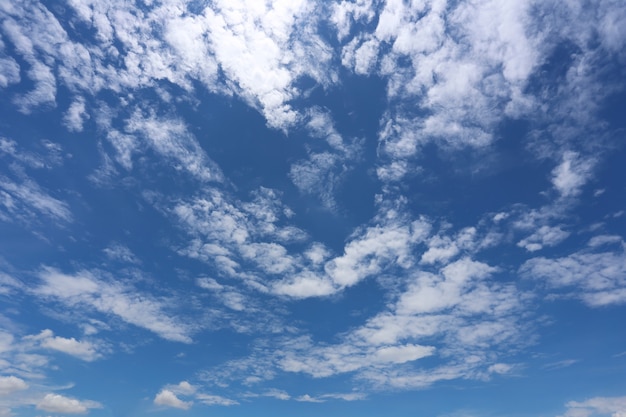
left=153, top=381, right=237, bottom=410
left=521, top=236, right=626, bottom=306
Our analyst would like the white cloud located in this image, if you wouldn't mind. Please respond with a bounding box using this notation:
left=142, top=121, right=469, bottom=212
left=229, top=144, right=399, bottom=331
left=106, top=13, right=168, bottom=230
left=0, top=376, right=27, bottom=395
left=171, top=381, right=196, bottom=396
left=195, top=393, right=238, bottom=406
left=271, top=272, right=336, bottom=299
left=0, top=56, right=20, bottom=88
left=517, top=225, right=570, bottom=252
left=103, top=243, right=140, bottom=264
left=0, top=176, right=72, bottom=224
left=36, top=393, right=101, bottom=414
left=154, top=389, right=192, bottom=410
left=552, top=152, right=595, bottom=198
left=63, top=98, right=89, bottom=132
left=559, top=396, right=626, bottom=417
left=325, top=214, right=431, bottom=289
left=13, top=61, right=57, bottom=113
left=35, top=268, right=193, bottom=343
left=24, top=330, right=102, bottom=362
left=124, top=110, right=224, bottom=183
left=520, top=237, right=626, bottom=306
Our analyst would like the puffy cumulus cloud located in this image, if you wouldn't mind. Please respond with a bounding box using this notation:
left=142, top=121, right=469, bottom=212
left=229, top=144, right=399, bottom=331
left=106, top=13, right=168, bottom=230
left=200, top=0, right=330, bottom=129
left=36, top=393, right=101, bottom=414
left=0, top=376, right=27, bottom=395
left=559, top=395, right=626, bottom=417
left=332, top=0, right=625, bottom=187
left=333, top=0, right=542, bottom=181
left=520, top=236, right=626, bottom=306
left=34, top=267, right=194, bottom=343
left=154, top=382, right=237, bottom=409
left=324, top=213, right=432, bottom=289
left=154, top=389, right=192, bottom=410
left=24, top=329, right=103, bottom=362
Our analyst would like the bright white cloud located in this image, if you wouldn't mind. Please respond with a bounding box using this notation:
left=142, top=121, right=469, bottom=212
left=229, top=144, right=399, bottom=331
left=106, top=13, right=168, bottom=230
left=0, top=376, right=27, bottom=395
left=25, top=329, right=102, bottom=362
left=154, top=389, right=192, bottom=410
left=36, top=393, right=101, bottom=414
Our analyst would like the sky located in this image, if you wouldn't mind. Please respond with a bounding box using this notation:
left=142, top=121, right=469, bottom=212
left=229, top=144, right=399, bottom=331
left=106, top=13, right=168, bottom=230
left=0, top=0, right=625, bottom=416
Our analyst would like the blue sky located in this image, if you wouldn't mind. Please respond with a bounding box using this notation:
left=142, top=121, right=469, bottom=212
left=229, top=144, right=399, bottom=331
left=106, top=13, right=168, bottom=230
left=0, top=0, right=625, bottom=416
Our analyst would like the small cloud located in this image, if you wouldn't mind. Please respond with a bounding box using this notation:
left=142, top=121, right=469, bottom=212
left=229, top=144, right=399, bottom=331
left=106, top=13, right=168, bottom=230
left=552, top=151, right=595, bottom=198
left=488, top=363, right=514, bottom=375
left=25, top=329, right=103, bottom=362
left=165, top=381, right=196, bottom=396
left=103, top=243, right=140, bottom=264
left=195, top=393, right=238, bottom=406
left=63, top=98, right=89, bottom=132
left=296, top=394, right=325, bottom=403
left=37, top=393, right=101, bottom=414
left=543, top=359, right=579, bottom=370
left=154, top=389, right=192, bottom=410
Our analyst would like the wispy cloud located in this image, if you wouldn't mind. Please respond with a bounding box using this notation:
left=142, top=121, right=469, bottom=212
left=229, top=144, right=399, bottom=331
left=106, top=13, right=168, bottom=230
left=520, top=236, right=626, bottom=306
left=559, top=395, right=626, bottom=417
left=34, top=268, right=194, bottom=343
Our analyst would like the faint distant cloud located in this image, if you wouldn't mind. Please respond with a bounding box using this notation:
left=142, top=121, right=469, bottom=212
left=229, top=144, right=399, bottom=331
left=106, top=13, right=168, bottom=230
left=103, top=243, right=140, bottom=264
left=542, top=359, right=579, bottom=371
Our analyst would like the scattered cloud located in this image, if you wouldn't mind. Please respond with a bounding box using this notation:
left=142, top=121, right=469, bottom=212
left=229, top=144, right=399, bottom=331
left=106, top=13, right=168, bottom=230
left=63, top=98, right=89, bottom=133
left=195, top=393, right=238, bottom=406
left=154, top=389, right=192, bottom=410
left=520, top=237, right=626, bottom=306
left=35, top=268, right=194, bottom=343
left=103, top=243, right=140, bottom=265
left=0, top=176, right=72, bottom=224
left=559, top=395, right=626, bottom=417
left=552, top=152, right=596, bottom=198
left=24, top=329, right=103, bottom=362
left=37, top=393, right=101, bottom=414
